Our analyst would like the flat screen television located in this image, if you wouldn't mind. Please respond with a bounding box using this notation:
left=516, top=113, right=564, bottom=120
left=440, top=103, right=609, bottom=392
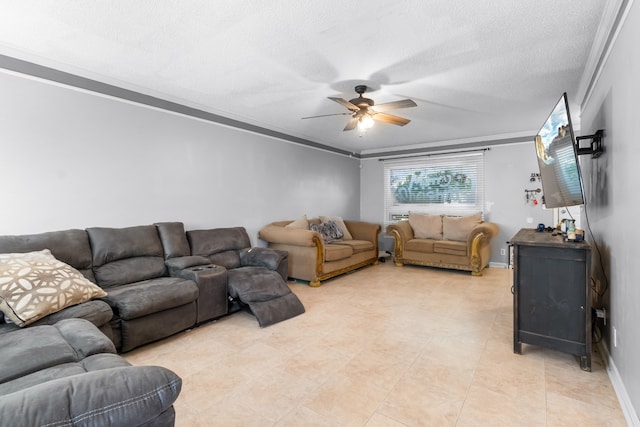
left=534, top=92, right=585, bottom=208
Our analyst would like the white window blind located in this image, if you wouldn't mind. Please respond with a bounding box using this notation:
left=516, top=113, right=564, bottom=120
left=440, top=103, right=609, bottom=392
left=383, top=151, right=485, bottom=227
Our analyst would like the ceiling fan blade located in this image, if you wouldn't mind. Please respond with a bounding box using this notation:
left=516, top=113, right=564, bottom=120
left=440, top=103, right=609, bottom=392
left=343, top=116, right=358, bottom=131
left=372, top=112, right=411, bottom=126
left=371, top=99, right=417, bottom=112
left=328, top=97, right=360, bottom=111
left=302, top=112, right=351, bottom=119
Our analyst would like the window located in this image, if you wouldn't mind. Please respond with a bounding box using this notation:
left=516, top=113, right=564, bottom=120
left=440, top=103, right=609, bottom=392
left=383, top=151, right=485, bottom=227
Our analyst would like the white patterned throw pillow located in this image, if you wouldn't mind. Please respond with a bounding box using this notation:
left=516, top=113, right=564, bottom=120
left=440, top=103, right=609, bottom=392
left=0, top=249, right=107, bottom=327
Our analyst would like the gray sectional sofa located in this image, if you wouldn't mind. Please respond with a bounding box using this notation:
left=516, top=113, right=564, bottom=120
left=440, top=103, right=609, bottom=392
left=0, top=222, right=305, bottom=426
left=0, top=318, right=181, bottom=427
left=0, top=222, right=303, bottom=351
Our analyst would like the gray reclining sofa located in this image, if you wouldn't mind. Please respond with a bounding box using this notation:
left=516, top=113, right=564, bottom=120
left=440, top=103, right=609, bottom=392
left=0, top=222, right=304, bottom=352
left=0, top=318, right=181, bottom=427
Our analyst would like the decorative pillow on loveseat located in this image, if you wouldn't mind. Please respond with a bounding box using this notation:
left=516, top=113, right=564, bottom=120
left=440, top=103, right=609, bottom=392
left=286, top=214, right=310, bottom=230
left=319, top=216, right=353, bottom=240
left=409, top=213, right=443, bottom=240
left=0, top=249, right=107, bottom=327
left=442, top=212, right=483, bottom=242
left=310, top=221, right=344, bottom=243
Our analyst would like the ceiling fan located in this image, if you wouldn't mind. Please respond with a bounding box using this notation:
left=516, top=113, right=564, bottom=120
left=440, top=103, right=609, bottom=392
left=303, top=85, right=417, bottom=132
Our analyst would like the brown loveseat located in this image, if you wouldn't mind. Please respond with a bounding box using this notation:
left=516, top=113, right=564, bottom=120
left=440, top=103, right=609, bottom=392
left=386, top=212, right=499, bottom=276
left=259, top=216, right=380, bottom=287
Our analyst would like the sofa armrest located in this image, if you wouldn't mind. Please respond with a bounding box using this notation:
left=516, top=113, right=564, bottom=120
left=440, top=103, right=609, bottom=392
left=258, top=224, right=318, bottom=247
left=164, top=255, right=211, bottom=277
left=343, top=220, right=381, bottom=243
left=0, top=365, right=181, bottom=427
left=466, top=222, right=500, bottom=248
left=386, top=220, right=414, bottom=244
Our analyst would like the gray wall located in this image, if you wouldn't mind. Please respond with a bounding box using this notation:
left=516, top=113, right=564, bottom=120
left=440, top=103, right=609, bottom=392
left=0, top=70, right=361, bottom=242
left=360, top=143, right=554, bottom=265
left=579, top=1, right=639, bottom=420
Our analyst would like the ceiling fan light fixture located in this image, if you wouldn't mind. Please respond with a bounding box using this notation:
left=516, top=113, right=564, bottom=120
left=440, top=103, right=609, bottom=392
left=358, top=114, right=375, bottom=132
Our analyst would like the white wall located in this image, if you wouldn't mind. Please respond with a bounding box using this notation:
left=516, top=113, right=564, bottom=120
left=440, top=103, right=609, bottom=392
left=0, top=70, right=361, bottom=243
left=360, top=143, right=554, bottom=265
left=579, top=1, right=639, bottom=422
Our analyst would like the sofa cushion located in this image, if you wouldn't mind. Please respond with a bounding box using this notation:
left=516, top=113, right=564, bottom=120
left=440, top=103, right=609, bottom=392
left=187, top=227, right=250, bottom=256
left=208, top=250, right=241, bottom=269
left=0, top=319, right=116, bottom=385
left=405, top=239, right=435, bottom=253
left=409, top=213, right=443, bottom=239
left=333, top=240, right=374, bottom=254
left=434, top=240, right=467, bottom=256
left=0, top=229, right=95, bottom=282
left=285, top=214, right=309, bottom=230
left=324, top=244, right=353, bottom=262
left=320, top=216, right=353, bottom=240
left=310, top=221, right=343, bottom=243
left=100, top=277, right=198, bottom=320
left=155, top=222, right=191, bottom=259
left=0, top=250, right=107, bottom=327
left=442, top=212, right=482, bottom=242
left=87, top=226, right=166, bottom=288
left=0, top=365, right=181, bottom=427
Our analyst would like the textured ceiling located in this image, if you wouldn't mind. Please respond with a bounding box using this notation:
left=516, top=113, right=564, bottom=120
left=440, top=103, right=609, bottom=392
left=0, top=1, right=612, bottom=156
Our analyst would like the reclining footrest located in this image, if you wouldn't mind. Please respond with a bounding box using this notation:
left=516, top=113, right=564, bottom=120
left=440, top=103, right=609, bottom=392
left=226, top=267, right=304, bottom=327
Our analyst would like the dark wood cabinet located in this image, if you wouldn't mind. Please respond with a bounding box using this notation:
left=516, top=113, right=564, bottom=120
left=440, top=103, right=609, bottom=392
left=511, top=228, right=592, bottom=371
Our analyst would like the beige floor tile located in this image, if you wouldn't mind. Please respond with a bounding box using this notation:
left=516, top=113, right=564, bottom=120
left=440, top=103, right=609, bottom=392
left=364, top=412, right=409, bottom=427
left=122, top=263, right=625, bottom=426
left=457, top=384, right=547, bottom=427
left=546, top=391, right=627, bottom=427
left=302, top=371, right=391, bottom=426
left=377, top=375, right=464, bottom=426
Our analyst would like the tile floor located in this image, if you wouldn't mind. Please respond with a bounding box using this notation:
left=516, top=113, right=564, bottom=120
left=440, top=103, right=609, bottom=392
left=124, top=262, right=626, bottom=426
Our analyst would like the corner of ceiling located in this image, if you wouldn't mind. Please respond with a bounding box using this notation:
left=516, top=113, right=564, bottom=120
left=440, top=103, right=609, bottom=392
left=577, top=0, right=633, bottom=111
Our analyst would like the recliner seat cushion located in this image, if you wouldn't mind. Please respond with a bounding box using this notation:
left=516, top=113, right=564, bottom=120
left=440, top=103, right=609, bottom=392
left=101, top=277, right=198, bottom=319
left=0, top=354, right=130, bottom=396
left=0, top=365, right=181, bottom=427
left=0, top=319, right=116, bottom=385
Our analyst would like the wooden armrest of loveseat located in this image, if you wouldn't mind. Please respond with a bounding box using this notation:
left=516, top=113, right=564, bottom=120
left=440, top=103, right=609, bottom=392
left=386, top=220, right=414, bottom=244
left=466, top=222, right=500, bottom=248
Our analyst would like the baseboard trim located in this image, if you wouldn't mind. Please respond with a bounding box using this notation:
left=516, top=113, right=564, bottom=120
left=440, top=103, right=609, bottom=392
left=489, top=262, right=509, bottom=269
left=598, top=340, right=640, bottom=426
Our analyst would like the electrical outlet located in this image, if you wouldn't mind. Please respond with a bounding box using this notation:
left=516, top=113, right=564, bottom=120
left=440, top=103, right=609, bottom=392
left=500, top=248, right=506, bottom=256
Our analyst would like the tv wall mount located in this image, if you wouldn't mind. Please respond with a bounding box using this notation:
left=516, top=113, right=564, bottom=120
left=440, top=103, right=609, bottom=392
left=576, top=129, right=604, bottom=158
